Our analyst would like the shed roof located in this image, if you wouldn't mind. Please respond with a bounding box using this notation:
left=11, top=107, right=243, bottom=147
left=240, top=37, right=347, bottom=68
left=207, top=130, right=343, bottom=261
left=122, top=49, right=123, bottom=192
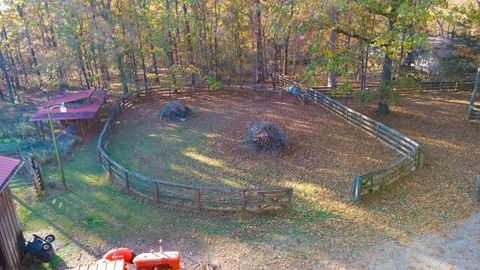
left=29, top=91, right=107, bottom=122
left=0, top=156, right=21, bottom=193
left=41, top=89, right=94, bottom=108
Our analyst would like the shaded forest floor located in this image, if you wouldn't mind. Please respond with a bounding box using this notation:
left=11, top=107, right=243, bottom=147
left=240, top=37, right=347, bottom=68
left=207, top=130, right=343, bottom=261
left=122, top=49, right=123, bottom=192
left=9, top=90, right=479, bottom=269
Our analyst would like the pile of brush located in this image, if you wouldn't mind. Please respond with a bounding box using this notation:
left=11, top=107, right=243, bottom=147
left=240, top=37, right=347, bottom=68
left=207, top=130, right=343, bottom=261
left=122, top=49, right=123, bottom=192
left=159, top=101, right=192, bottom=121
left=245, top=120, right=288, bottom=156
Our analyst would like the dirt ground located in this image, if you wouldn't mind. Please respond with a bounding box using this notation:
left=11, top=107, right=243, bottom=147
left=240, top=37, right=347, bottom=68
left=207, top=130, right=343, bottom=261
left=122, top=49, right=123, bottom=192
left=110, top=91, right=397, bottom=202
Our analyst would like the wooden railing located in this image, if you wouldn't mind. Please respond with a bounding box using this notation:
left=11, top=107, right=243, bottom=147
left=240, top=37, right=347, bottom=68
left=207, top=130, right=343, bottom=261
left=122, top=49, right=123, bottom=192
left=306, top=78, right=475, bottom=100
left=272, top=74, right=423, bottom=203
left=97, top=90, right=293, bottom=212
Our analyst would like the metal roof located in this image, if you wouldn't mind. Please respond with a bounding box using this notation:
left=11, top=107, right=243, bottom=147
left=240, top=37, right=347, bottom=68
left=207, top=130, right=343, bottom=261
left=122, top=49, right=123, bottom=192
left=41, top=89, right=94, bottom=108
left=0, top=156, right=21, bottom=193
left=29, top=91, right=107, bottom=122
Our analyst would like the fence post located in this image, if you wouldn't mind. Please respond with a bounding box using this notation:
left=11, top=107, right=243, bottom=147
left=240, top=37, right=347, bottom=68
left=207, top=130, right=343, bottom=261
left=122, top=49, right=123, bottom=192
left=124, top=171, right=130, bottom=194
left=352, top=176, right=363, bottom=204
left=375, top=123, right=379, bottom=139
left=394, top=135, right=400, bottom=152
left=196, top=190, right=202, bottom=210
left=475, top=172, right=480, bottom=203
left=155, top=182, right=160, bottom=203
left=242, top=190, right=247, bottom=212
left=287, top=189, right=293, bottom=208
left=415, top=145, right=424, bottom=169
left=108, top=160, right=112, bottom=180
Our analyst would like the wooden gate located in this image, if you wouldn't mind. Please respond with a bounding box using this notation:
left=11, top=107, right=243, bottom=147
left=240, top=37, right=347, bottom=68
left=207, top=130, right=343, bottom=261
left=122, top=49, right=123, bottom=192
left=19, top=153, right=45, bottom=195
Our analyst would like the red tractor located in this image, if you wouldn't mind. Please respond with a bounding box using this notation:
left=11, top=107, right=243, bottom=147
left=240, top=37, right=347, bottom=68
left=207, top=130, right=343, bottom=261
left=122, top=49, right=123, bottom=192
left=73, top=240, right=184, bottom=270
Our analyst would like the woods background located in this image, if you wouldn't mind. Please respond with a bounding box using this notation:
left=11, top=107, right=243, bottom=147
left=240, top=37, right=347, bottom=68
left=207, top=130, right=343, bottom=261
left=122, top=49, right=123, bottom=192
left=0, top=0, right=478, bottom=103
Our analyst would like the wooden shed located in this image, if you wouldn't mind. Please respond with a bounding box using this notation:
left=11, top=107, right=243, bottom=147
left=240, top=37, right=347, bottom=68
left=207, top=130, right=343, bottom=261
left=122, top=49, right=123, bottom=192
left=0, top=156, right=24, bottom=270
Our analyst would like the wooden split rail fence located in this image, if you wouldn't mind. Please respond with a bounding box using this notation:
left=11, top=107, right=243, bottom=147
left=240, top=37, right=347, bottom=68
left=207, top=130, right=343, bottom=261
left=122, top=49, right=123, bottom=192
left=97, top=91, right=293, bottom=212
left=272, top=74, right=423, bottom=203
left=305, top=78, right=475, bottom=100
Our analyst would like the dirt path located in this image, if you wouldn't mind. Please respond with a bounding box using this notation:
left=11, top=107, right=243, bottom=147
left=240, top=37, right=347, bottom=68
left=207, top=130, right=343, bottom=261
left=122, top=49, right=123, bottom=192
left=352, top=212, right=479, bottom=270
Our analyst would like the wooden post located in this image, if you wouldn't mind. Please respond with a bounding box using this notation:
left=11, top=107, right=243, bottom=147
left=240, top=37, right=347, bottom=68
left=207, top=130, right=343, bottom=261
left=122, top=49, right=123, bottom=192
left=415, top=145, right=424, bottom=169
left=475, top=172, right=480, bottom=203
left=381, top=170, right=386, bottom=191
left=155, top=182, right=160, bottom=203
left=108, top=160, right=112, bottom=180
left=196, top=190, right=202, bottom=210
left=242, top=190, right=247, bottom=212
left=287, top=189, right=293, bottom=208
left=124, top=171, right=130, bottom=194
left=468, top=68, right=480, bottom=120
left=352, top=176, right=362, bottom=204
left=394, top=136, right=400, bottom=152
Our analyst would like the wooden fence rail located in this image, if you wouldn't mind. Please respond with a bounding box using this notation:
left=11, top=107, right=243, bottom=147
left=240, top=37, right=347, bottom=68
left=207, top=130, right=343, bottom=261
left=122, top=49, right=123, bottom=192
left=307, top=77, right=475, bottom=100
left=97, top=90, right=293, bottom=212
left=272, top=74, right=423, bottom=203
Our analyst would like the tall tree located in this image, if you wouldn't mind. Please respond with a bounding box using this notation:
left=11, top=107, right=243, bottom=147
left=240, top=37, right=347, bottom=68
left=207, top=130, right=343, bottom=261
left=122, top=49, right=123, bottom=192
left=254, top=0, right=265, bottom=83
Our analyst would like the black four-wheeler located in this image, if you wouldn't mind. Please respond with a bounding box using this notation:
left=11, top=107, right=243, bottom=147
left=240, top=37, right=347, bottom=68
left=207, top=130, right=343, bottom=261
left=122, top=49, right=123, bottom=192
left=25, top=234, right=56, bottom=262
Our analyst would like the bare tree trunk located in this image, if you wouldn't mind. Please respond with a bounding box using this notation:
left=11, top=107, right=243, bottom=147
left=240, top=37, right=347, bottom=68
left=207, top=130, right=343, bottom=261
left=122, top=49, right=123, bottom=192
left=182, top=3, right=196, bottom=85
left=327, top=30, right=337, bottom=88
left=150, top=45, right=160, bottom=82
left=327, top=1, right=338, bottom=89
left=283, top=2, right=295, bottom=75
left=0, top=50, right=14, bottom=103
left=139, top=41, right=148, bottom=92
left=174, top=0, right=180, bottom=64
left=378, top=19, right=395, bottom=114
left=77, top=49, right=90, bottom=88
left=16, top=4, right=43, bottom=87
left=254, top=0, right=265, bottom=83
left=213, top=0, right=219, bottom=78
left=165, top=0, right=175, bottom=68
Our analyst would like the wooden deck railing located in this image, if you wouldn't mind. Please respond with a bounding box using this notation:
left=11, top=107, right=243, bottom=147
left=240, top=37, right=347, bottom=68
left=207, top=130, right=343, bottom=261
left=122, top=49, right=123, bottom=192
left=97, top=90, right=293, bottom=212
left=272, top=74, right=423, bottom=203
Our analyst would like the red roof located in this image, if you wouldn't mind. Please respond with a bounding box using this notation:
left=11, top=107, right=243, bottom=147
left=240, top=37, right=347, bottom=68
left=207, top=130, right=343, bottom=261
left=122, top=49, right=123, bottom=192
left=30, top=91, right=107, bottom=122
left=41, top=89, right=94, bottom=108
left=0, top=156, right=21, bottom=193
